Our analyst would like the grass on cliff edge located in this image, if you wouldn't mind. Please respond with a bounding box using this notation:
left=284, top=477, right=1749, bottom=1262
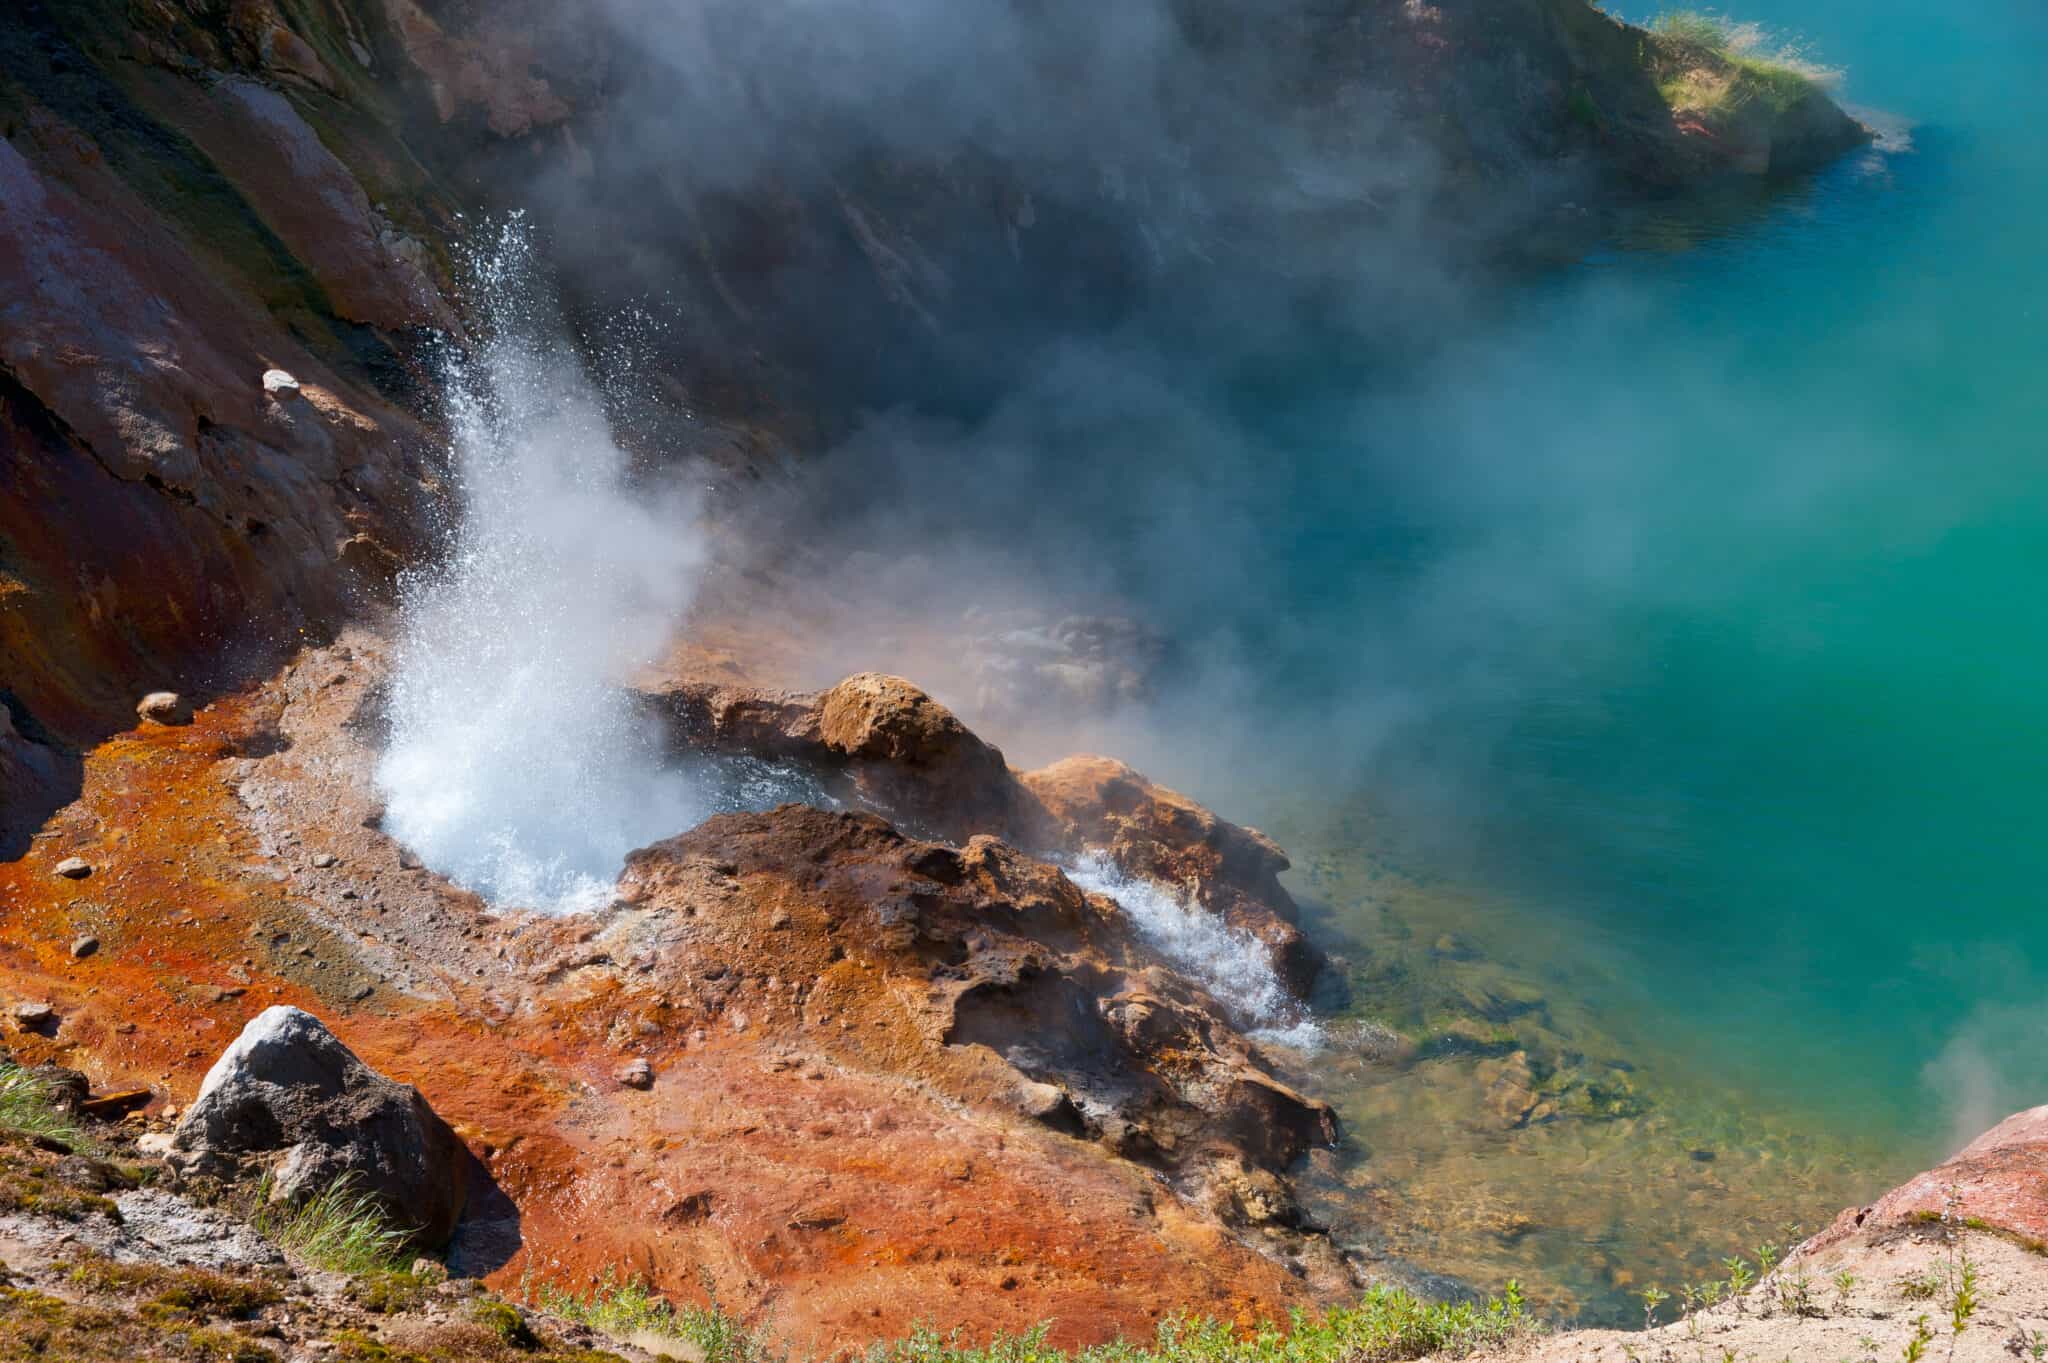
left=1649, top=10, right=1840, bottom=116
left=533, top=1273, right=1534, bottom=1363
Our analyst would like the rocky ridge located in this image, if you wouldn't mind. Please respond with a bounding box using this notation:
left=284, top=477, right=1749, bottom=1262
left=0, top=632, right=1356, bottom=1345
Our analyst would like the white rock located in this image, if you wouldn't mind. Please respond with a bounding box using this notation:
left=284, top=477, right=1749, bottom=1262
left=261, top=368, right=302, bottom=398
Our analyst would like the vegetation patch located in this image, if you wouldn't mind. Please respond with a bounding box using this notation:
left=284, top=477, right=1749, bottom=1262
left=0, top=1059, right=92, bottom=1151
left=252, top=1175, right=411, bottom=1275
left=0, top=1282, right=280, bottom=1363
left=1646, top=10, right=1840, bottom=119
left=530, top=1268, right=761, bottom=1363
left=0, top=1139, right=120, bottom=1222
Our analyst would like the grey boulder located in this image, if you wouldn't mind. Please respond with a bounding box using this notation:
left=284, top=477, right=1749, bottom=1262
left=169, top=1006, right=469, bottom=1247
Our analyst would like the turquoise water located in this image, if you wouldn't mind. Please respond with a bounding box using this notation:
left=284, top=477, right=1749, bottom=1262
left=1283, top=0, right=2048, bottom=1157
left=818, top=0, right=2048, bottom=1309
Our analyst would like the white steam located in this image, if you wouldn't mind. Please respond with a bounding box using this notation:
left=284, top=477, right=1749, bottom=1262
left=1067, top=852, right=1324, bottom=1051
left=376, top=224, right=706, bottom=912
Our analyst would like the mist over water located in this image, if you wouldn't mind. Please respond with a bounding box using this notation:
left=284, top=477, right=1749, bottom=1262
left=376, top=225, right=707, bottom=912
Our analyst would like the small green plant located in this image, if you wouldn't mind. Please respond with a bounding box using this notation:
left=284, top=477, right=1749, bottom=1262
left=528, top=1267, right=763, bottom=1363
left=1898, top=1268, right=1942, bottom=1301
left=1832, top=1269, right=1856, bottom=1313
left=1756, top=1240, right=1782, bottom=1276
left=0, top=1060, right=92, bottom=1151
left=251, top=1176, right=410, bottom=1276
left=1902, top=1314, right=1934, bottom=1363
left=1948, top=1252, right=1979, bottom=1337
left=1725, top=1255, right=1756, bottom=1305
left=1640, top=1285, right=1670, bottom=1330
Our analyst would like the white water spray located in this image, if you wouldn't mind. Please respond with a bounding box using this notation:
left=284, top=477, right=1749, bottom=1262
left=375, top=224, right=707, bottom=912
left=1066, top=853, right=1324, bottom=1050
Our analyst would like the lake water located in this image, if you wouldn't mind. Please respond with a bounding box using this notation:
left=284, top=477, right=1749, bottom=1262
left=1025, top=0, right=2048, bottom=1320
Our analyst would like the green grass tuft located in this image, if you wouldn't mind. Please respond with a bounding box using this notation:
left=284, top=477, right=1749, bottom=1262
left=252, top=1175, right=413, bottom=1276
left=530, top=1268, right=762, bottom=1363
left=0, top=1059, right=93, bottom=1151
left=1649, top=10, right=1841, bottom=118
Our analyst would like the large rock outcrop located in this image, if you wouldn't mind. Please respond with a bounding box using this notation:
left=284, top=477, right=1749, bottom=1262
left=613, top=806, right=1337, bottom=1192
left=170, top=1005, right=471, bottom=1247
left=649, top=673, right=1325, bottom=992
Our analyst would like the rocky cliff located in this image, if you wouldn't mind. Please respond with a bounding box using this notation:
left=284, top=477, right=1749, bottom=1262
left=0, top=0, right=1881, bottom=1348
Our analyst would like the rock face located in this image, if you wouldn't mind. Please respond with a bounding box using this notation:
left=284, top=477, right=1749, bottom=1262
left=650, top=673, right=1323, bottom=994
left=616, top=806, right=1338, bottom=1219
left=169, top=1006, right=470, bottom=1247
left=1809, top=1103, right=2048, bottom=1252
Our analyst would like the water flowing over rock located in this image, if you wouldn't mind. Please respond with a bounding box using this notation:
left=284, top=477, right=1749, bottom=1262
left=169, top=1005, right=471, bottom=1247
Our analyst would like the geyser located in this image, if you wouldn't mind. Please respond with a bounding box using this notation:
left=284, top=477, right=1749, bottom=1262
left=375, top=225, right=706, bottom=912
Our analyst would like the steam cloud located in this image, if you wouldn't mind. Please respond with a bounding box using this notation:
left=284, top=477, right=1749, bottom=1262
left=375, top=224, right=707, bottom=912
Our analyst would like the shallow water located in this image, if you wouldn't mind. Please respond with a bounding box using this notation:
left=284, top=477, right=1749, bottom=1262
left=939, top=0, right=2048, bottom=1321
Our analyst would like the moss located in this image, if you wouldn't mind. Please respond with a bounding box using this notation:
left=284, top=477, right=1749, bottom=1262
left=67, top=1257, right=283, bottom=1322
left=0, top=1142, right=119, bottom=1223
left=350, top=1270, right=434, bottom=1315
left=327, top=1322, right=628, bottom=1363
left=0, top=1283, right=280, bottom=1363
left=470, top=1300, right=539, bottom=1349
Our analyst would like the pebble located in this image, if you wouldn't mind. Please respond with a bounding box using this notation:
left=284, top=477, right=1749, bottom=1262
left=215, top=986, right=247, bottom=1002
left=350, top=984, right=374, bottom=1001
left=53, top=857, right=92, bottom=880
left=614, top=1058, right=655, bottom=1090
left=136, top=691, right=192, bottom=726
left=311, top=852, right=338, bottom=869
left=70, top=935, right=99, bottom=959
left=261, top=368, right=302, bottom=398
left=12, top=1001, right=56, bottom=1026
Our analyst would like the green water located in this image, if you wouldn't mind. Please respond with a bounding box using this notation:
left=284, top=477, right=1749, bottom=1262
left=1118, top=0, right=2048, bottom=1314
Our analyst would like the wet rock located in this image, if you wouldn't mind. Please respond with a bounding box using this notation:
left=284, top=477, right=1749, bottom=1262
left=70, top=935, right=99, bottom=959
left=261, top=368, right=302, bottom=398
left=169, top=1005, right=470, bottom=1247
left=137, top=691, right=193, bottom=725
left=1022, top=756, right=1324, bottom=994
left=613, top=1058, right=654, bottom=1090
left=53, top=858, right=92, bottom=880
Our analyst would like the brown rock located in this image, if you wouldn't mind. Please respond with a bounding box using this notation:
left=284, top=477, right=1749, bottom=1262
left=614, top=1058, right=655, bottom=1090
left=1808, top=1102, right=2048, bottom=1252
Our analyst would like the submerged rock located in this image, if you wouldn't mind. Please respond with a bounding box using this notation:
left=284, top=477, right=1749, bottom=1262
left=169, top=1005, right=470, bottom=1247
